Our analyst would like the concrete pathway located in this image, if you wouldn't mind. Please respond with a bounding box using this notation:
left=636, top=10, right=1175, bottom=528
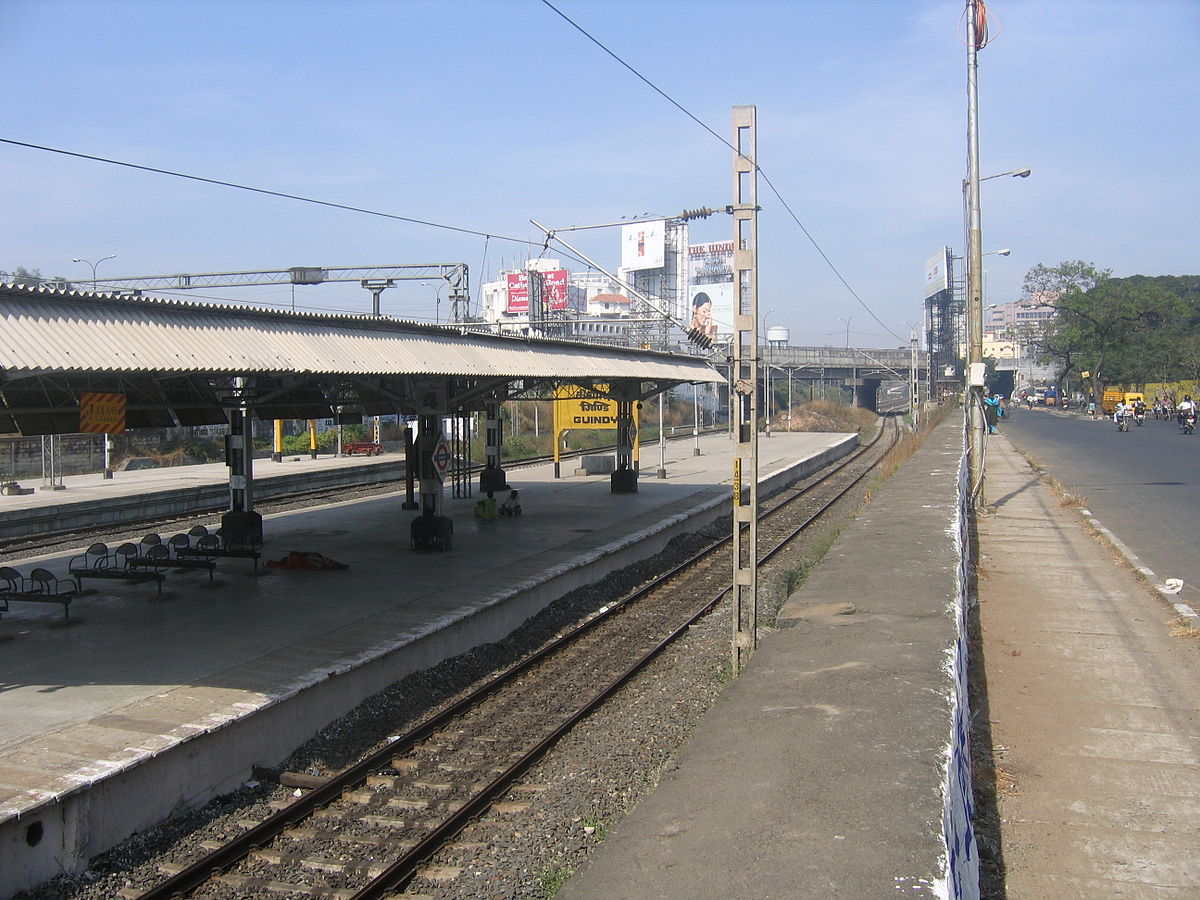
left=977, top=433, right=1200, bottom=897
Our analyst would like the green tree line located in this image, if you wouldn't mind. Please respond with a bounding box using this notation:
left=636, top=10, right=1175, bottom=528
left=1022, top=261, right=1199, bottom=401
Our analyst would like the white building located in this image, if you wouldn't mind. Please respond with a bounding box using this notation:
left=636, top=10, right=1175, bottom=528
left=984, top=297, right=1059, bottom=387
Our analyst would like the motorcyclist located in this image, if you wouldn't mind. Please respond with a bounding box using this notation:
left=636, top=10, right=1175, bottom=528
left=1133, top=398, right=1147, bottom=424
left=1179, top=395, right=1197, bottom=427
left=1113, top=400, right=1130, bottom=426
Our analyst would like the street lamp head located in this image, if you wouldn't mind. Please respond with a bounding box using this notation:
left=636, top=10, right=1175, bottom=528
left=1011, top=167, right=1031, bottom=178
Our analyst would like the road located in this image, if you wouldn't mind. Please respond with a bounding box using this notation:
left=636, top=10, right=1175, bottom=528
left=995, top=404, right=1199, bottom=601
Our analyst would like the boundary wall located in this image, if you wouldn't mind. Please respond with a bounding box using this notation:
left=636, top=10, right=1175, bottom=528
left=944, top=427, right=980, bottom=897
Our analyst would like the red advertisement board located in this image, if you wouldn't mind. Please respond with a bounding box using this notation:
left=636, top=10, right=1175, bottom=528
left=506, top=269, right=569, bottom=314
left=506, top=273, right=529, bottom=313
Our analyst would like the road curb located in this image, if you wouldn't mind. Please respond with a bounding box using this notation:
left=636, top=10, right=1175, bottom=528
left=1079, top=506, right=1200, bottom=622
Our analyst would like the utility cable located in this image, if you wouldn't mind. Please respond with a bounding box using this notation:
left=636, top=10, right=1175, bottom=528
left=0, top=137, right=536, bottom=248
left=538, top=0, right=904, bottom=345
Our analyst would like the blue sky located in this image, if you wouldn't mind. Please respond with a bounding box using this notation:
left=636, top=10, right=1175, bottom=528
left=2, top=0, right=1197, bottom=347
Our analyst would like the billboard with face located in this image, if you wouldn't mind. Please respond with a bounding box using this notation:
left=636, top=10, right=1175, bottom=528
left=688, top=240, right=735, bottom=339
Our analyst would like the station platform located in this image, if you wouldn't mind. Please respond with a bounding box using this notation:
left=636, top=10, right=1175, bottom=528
left=0, top=430, right=856, bottom=897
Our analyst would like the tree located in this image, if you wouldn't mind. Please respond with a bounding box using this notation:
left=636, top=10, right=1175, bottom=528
left=1023, top=262, right=1184, bottom=404
left=2, top=266, right=72, bottom=288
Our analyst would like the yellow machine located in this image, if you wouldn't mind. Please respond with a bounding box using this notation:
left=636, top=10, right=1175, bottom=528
left=1102, top=389, right=1144, bottom=414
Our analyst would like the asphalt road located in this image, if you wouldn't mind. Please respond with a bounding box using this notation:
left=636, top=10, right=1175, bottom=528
left=995, top=404, right=1199, bottom=594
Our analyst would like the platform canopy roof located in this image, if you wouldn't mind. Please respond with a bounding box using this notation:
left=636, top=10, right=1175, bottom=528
left=0, top=284, right=721, bottom=435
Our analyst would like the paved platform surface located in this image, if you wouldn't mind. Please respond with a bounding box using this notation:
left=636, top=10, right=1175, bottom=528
left=0, top=430, right=854, bottom=897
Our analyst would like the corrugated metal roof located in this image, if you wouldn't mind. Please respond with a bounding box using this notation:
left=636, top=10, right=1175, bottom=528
left=0, top=285, right=721, bottom=383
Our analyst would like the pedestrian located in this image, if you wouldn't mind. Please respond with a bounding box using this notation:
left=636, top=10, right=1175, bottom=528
left=983, top=394, right=1000, bottom=434
left=500, top=490, right=522, bottom=517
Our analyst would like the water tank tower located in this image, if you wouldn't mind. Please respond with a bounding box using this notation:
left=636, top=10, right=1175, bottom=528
left=766, top=326, right=789, bottom=348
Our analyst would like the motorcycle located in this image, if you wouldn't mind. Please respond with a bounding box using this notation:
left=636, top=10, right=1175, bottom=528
left=1134, top=409, right=1146, bottom=427
left=1117, top=411, right=1131, bottom=432
left=1184, top=412, right=1196, bottom=435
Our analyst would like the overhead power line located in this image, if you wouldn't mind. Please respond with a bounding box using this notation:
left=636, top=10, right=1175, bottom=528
left=0, top=137, right=534, bottom=247
left=538, top=0, right=903, bottom=344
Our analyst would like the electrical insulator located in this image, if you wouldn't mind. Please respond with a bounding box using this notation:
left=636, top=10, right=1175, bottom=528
left=679, top=207, right=715, bottom=221
left=687, top=328, right=714, bottom=350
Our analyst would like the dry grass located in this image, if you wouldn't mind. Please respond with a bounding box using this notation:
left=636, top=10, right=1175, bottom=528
left=974, top=763, right=1019, bottom=798
left=1054, top=487, right=1088, bottom=509
left=1168, top=618, right=1200, bottom=640
left=772, top=400, right=877, bottom=435
left=876, top=403, right=955, bottom=480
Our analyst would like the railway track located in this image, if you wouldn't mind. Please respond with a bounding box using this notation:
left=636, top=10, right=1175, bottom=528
left=129, top=417, right=899, bottom=900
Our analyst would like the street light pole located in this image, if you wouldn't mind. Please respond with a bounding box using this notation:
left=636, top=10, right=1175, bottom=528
left=761, top=309, right=774, bottom=438
left=839, top=315, right=856, bottom=407
left=71, top=254, right=117, bottom=291
left=421, top=282, right=446, bottom=323
left=72, top=254, right=118, bottom=478
left=965, top=0, right=987, bottom=506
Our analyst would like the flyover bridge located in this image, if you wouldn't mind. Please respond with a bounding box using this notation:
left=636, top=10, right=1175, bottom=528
left=755, top=344, right=929, bottom=409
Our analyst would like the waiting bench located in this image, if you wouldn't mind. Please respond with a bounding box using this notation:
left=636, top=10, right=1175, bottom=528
left=173, top=525, right=262, bottom=570
left=1, top=565, right=78, bottom=620
left=126, top=534, right=217, bottom=583
left=69, top=542, right=166, bottom=597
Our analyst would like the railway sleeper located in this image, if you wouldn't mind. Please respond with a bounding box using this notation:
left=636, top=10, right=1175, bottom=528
left=367, top=773, right=454, bottom=792
left=384, top=797, right=472, bottom=818
left=414, top=864, right=464, bottom=883
left=489, top=800, right=532, bottom=814
left=215, top=871, right=357, bottom=898
left=285, top=825, right=417, bottom=853
left=313, top=809, right=417, bottom=830
left=251, top=846, right=390, bottom=879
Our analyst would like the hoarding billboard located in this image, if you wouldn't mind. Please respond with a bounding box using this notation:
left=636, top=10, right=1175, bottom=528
left=688, top=240, right=735, bottom=339
left=506, top=269, right=569, bottom=313
left=621, top=220, right=666, bottom=271
left=506, top=273, right=529, bottom=313
left=539, top=269, right=569, bottom=310
left=923, top=247, right=952, bottom=299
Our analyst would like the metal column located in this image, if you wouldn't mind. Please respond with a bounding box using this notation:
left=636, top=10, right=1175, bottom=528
left=222, top=379, right=263, bottom=548
left=480, top=402, right=506, bottom=492
left=730, top=105, right=760, bottom=676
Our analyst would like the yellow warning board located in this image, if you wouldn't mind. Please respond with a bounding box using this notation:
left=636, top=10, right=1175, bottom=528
left=79, top=392, right=126, bottom=434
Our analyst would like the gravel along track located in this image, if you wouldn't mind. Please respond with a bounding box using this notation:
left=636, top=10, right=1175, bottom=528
left=17, top=420, right=899, bottom=900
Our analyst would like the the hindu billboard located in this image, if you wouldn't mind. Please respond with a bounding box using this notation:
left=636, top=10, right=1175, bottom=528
left=688, top=239, right=735, bottom=341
